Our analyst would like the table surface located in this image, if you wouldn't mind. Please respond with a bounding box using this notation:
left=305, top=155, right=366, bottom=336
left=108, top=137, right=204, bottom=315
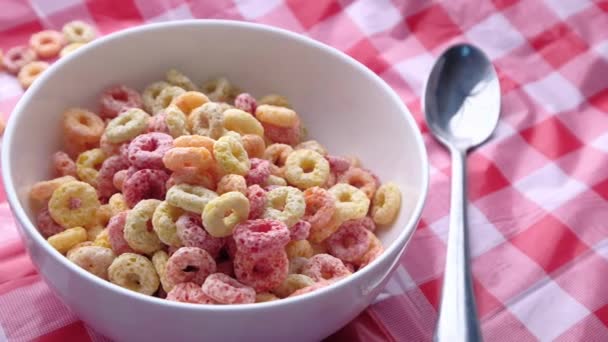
left=1, top=1, right=608, bottom=341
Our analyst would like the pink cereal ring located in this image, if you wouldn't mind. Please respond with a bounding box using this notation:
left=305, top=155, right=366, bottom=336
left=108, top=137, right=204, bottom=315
left=166, top=282, right=215, bottom=304
left=122, top=169, right=170, bottom=207
left=233, top=219, right=290, bottom=255
left=326, top=219, right=371, bottom=263
left=202, top=273, right=255, bottom=304
left=290, top=220, right=311, bottom=241
left=301, top=253, right=351, bottom=282
left=99, top=85, right=143, bottom=119
left=262, top=119, right=301, bottom=146
left=303, top=187, right=336, bottom=231
left=325, top=155, right=351, bottom=174
left=176, top=213, right=225, bottom=258
left=127, top=132, right=173, bottom=169
left=166, top=247, right=217, bottom=287
left=234, top=250, right=289, bottom=292
left=53, top=151, right=77, bottom=177
left=107, top=212, right=135, bottom=255
left=29, top=30, right=64, bottom=59
left=338, top=167, right=379, bottom=199
left=234, top=93, right=257, bottom=114
left=3, top=46, right=36, bottom=74
left=37, top=205, right=65, bottom=238
left=245, top=158, right=271, bottom=186
left=246, top=185, right=266, bottom=219
left=97, top=155, right=129, bottom=201
left=147, top=112, right=170, bottom=134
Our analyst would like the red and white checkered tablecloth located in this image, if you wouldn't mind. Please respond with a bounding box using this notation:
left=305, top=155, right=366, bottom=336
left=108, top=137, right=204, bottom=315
left=1, top=0, right=608, bottom=341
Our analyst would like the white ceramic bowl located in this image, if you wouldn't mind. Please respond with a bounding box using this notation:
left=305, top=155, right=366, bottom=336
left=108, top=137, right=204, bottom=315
left=2, top=20, right=428, bottom=341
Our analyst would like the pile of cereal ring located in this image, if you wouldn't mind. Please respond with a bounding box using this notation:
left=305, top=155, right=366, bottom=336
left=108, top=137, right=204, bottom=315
left=29, top=69, right=402, bottom=304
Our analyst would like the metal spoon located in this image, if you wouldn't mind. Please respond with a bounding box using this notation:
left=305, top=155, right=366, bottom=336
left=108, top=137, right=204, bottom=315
left=423, top=43, right=501, bottom=342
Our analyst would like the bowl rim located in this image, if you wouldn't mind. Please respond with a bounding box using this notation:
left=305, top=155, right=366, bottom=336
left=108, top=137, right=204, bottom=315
left=1, top=19, right=429, bottom=311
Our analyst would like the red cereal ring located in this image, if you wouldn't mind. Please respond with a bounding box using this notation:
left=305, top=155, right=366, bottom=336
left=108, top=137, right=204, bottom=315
left=288, top=279, right=332, bottom=297
left=245, top=158, right=271, bottom=186
left=301, top=253, right=351, bottom=282
left=147, top=112, right=170, bottom=134
left=233, top=249, right=289, bottom=292
left=325, top=155, right=351, bottom=174
left=246, top=184, right=266, bottom=219
left=166, top=282, right=215, bottom=304
left=97, top=155, right=129, bottom=201
left=37, top=205, right=65, bottom=238
left=166, top=247, right=217, bottom=287
left=303, top=187, right=336, bottom=231
left=289, top=220, right=311, bottom=241
left=201, top=273, right=255, bottom=304
left=53, top=151, right=77, bottom=177
left=107, top=212, right=135, bottom=255
left=127, top=132, right=173, bottom=169
left=3, top=46, right=36, bottom=74
left=234, top=93, right=257, bottom=114
left=99, top=85, right=143, bottom=119
left=232, top=219, right=290, bottom=255
left=176, top=213, right=225, bottom=258
left=122, top=169, right=170, bottom=207
left=338, top=167, right=379, bottom=199
left=262, top=119, right=301, bottom=146
left=326, top=220, right=371, bottom=263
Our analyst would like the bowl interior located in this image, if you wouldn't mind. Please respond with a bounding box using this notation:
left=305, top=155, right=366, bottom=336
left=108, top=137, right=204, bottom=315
left=5, top=21, right=427, bottom=260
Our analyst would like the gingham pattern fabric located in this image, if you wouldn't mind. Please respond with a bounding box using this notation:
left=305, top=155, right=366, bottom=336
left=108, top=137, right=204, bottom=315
left=1, top=0, right=607, bottom=341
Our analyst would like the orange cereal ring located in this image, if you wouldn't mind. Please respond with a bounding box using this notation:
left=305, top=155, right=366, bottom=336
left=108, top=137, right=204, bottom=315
left=29, top=30, right=64, bottom=59
left=173, top=134, right=215, bottom=152
left=162, top=147, right=213, bottom=172
left=255, top=104, right=298, bottom=128
left=30, top=176, right=77, bottom=202
left=63, top=108, right=104, bottom=144
left=18, top=61, right=49, bottom=89
left=216, top=174, right=247, bottom=195
left=48, top=181, right=101, bottom=228
left=170, top=91, right=209, bottom=116
left=241, top=134, right=265, bottom=159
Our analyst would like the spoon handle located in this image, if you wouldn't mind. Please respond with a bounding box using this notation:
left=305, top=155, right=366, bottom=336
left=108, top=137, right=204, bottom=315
left=434, top=148, right=482, bottom=342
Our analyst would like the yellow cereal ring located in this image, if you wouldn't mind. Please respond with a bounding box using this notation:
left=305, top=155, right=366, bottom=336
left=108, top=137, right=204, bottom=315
left=62, top=20, right=96, bottom=43
left=173, top=134, right=215, bottom=152
left=165, top=105, right=190, bottom=138
left=272, top=274, right=315, bottom=298
left=155, top=86, right=186, bottom=113
left=48, top=227, right=87, bottom=254
left=170, top=91, right=208, bottom=116
left=295, top=140, right=327, bottom=156
left=93, top=228, right=111, bottom=249
left=59, top=42, right=85, bottom=57
left=142, top=81, right=170, bottom=113
left=202, top=77, right=239, bottom=103
left=266, top=175, right=287, bottom=186
left=329, top=183, right=370, bottom=221
left=108, top=253, right=159, bottom=295
left=30, top=175, right=77, bottom=202
left=48, top=181, right=100, bottom=228
left=285, top=240, right=314, bottom=259
left=166, top=69, right=199, bottom=92
left=152, top=250, right=171, bottom=292
left=263, top=186, right=305, bottom=227
left=76, top=148, right=107, bottom=188
left=214, top=135, right=250, bottom=176
left=152, top=201, right=184, bottom=247
left=108, top=193, right=129, bottom=216
left=223, top=108, right=264, bottom=137
left=284, top=149, right=330, bottom=189
left=288, top=256, right=309, bottom=274
left=67, top=245, right=116, bottom=279
left=189, top=102, right=225, bottom=139
left=258, top=94, right=291, bottom=108
left=256, top=292, right=279, bottom=303
left=104, top=108, right=150, bottom=143
left=166, top=183, right=218, bottom=214
left=255, top=104, right=298, bottom=128
left=124, top=199, right=162, bottom=254
left=202, top=192, right=250, bottom=238
left=371, top=182, right=401, bottom=225
left=87, top=225, right=104, bottom=241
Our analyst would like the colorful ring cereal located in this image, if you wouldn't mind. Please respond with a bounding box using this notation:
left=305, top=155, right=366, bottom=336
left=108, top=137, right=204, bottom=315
left=152, top=201, right=184, bottom=247
left=255, top=104, right=298, bottom=128
left=265, top=175, right=287, bottom=187
left=329, top=183, right=370, bottom=221
left=29, top=30, right=64, bottom=59
left=241, top=134, right=265, bottom=159
left=167, top=282, right=215, bottom=304
left=166, top=69, right=199, bottom=92
left=285, top=240, right=314, bottom=259
left=234, top=93, right=257, bottom=114
left=63, top=108, right=105, bottom=144
left=97, top=155, right=129, bottom=200
left=272, top=274, right=315, bottom=298
left=326, top=219, right=371, bottom=263
left=202, top=273, right=255, bottom=304
left=326, top=155, right=351, bottom=174
left=147, top=112, right=170, bottom=134
left=245, top=158, right=271, bottom=186
left=171, top=91, right=209, bottom=115
left=66, top=241, right=94, bottom=257
left=223, top=109, right=264, bottom=137
left=246, top=184, right=266, bottom=220
left=108, top=193, right=129, bottom=215
left=48, top=227, right=88, bottom=254
left=92, top=227, right=111, bottom=248
left=37, top=205, right=66, bottom=238
left=127, top=132, right=173, bottom=169
left=233, top=219, right=290, bottom=255
left=289, top=220, right=311, bottom=241
left=166, top=169, right=217, bottom=191
left=59, top=42, right=84, bottom=57
left=3, top=46, right=36, bottom=74
left=165, top=247, right=216, bottom=288
left=262, top=119, right=301, bottom=146
left=18, top=61, right=49, bottom=89
left=162, top=146, right=213, bottom=172
left=76, top=148, right=107, bottom=188
left=258, top=94, right=291, bottom=108
left=202, top=77, right=238, bottom=103
left=216, top=174, right=247, bottom=195
left=234, top=249, right=289, bottom=292
left=303, top=186, right=335, bottom=231
left=122, top=169, right=170, bottom=207
left=108, top=253, right=159, bottom=295
left=62, top=20, right=96, bottom=43
left=67, top=245, right=116, bottom=279
left=357, top=230, right=384, bottom=268
left=202, top=191, right=250, bottom=238
left=154, top=86, right=186, bottom=113
left=284, top=149, right=330, bottom=189
left=99, top=85, right=143, bottom=119
left=296, top=140, right=327, bottom=156
left=48, top=181, right=101, bottom=228
left=255, top=292, right=279, bottom=303
left=188, top=102, right=225, bottom=139
left=263, top=143, right=293, bottom=176
left=262, top=186, right=305, bottom=227
left=173, top=134, right=215, bottom=151
left=112, top=169, right=128, bottom=192
left=124, top=199, right=162, bottom=254
left=30, top=175, right=77, bottom=203
left=301, top=253, right=351, bottom=282
left=288, top=257, right=310, bottom=275
left=371, top=182, right=402, bottom=225
left=53, top=151, right=77, bottom=177
left=104, top=108, right=150, bottom=144
left=107, top=212, right=135, bottom=255
left=151, top=250, right=171, bottom=292
left=164, top=105, right=190, bottom=138
left=176, top=213, right=225, bottom=258
left=142, top=81, right=170, bottom=113
left=166, top=183, right=218, bottom=214
left=213, top=135, right=250, bottom=176
left=338, top=167, right=379, bottom=199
